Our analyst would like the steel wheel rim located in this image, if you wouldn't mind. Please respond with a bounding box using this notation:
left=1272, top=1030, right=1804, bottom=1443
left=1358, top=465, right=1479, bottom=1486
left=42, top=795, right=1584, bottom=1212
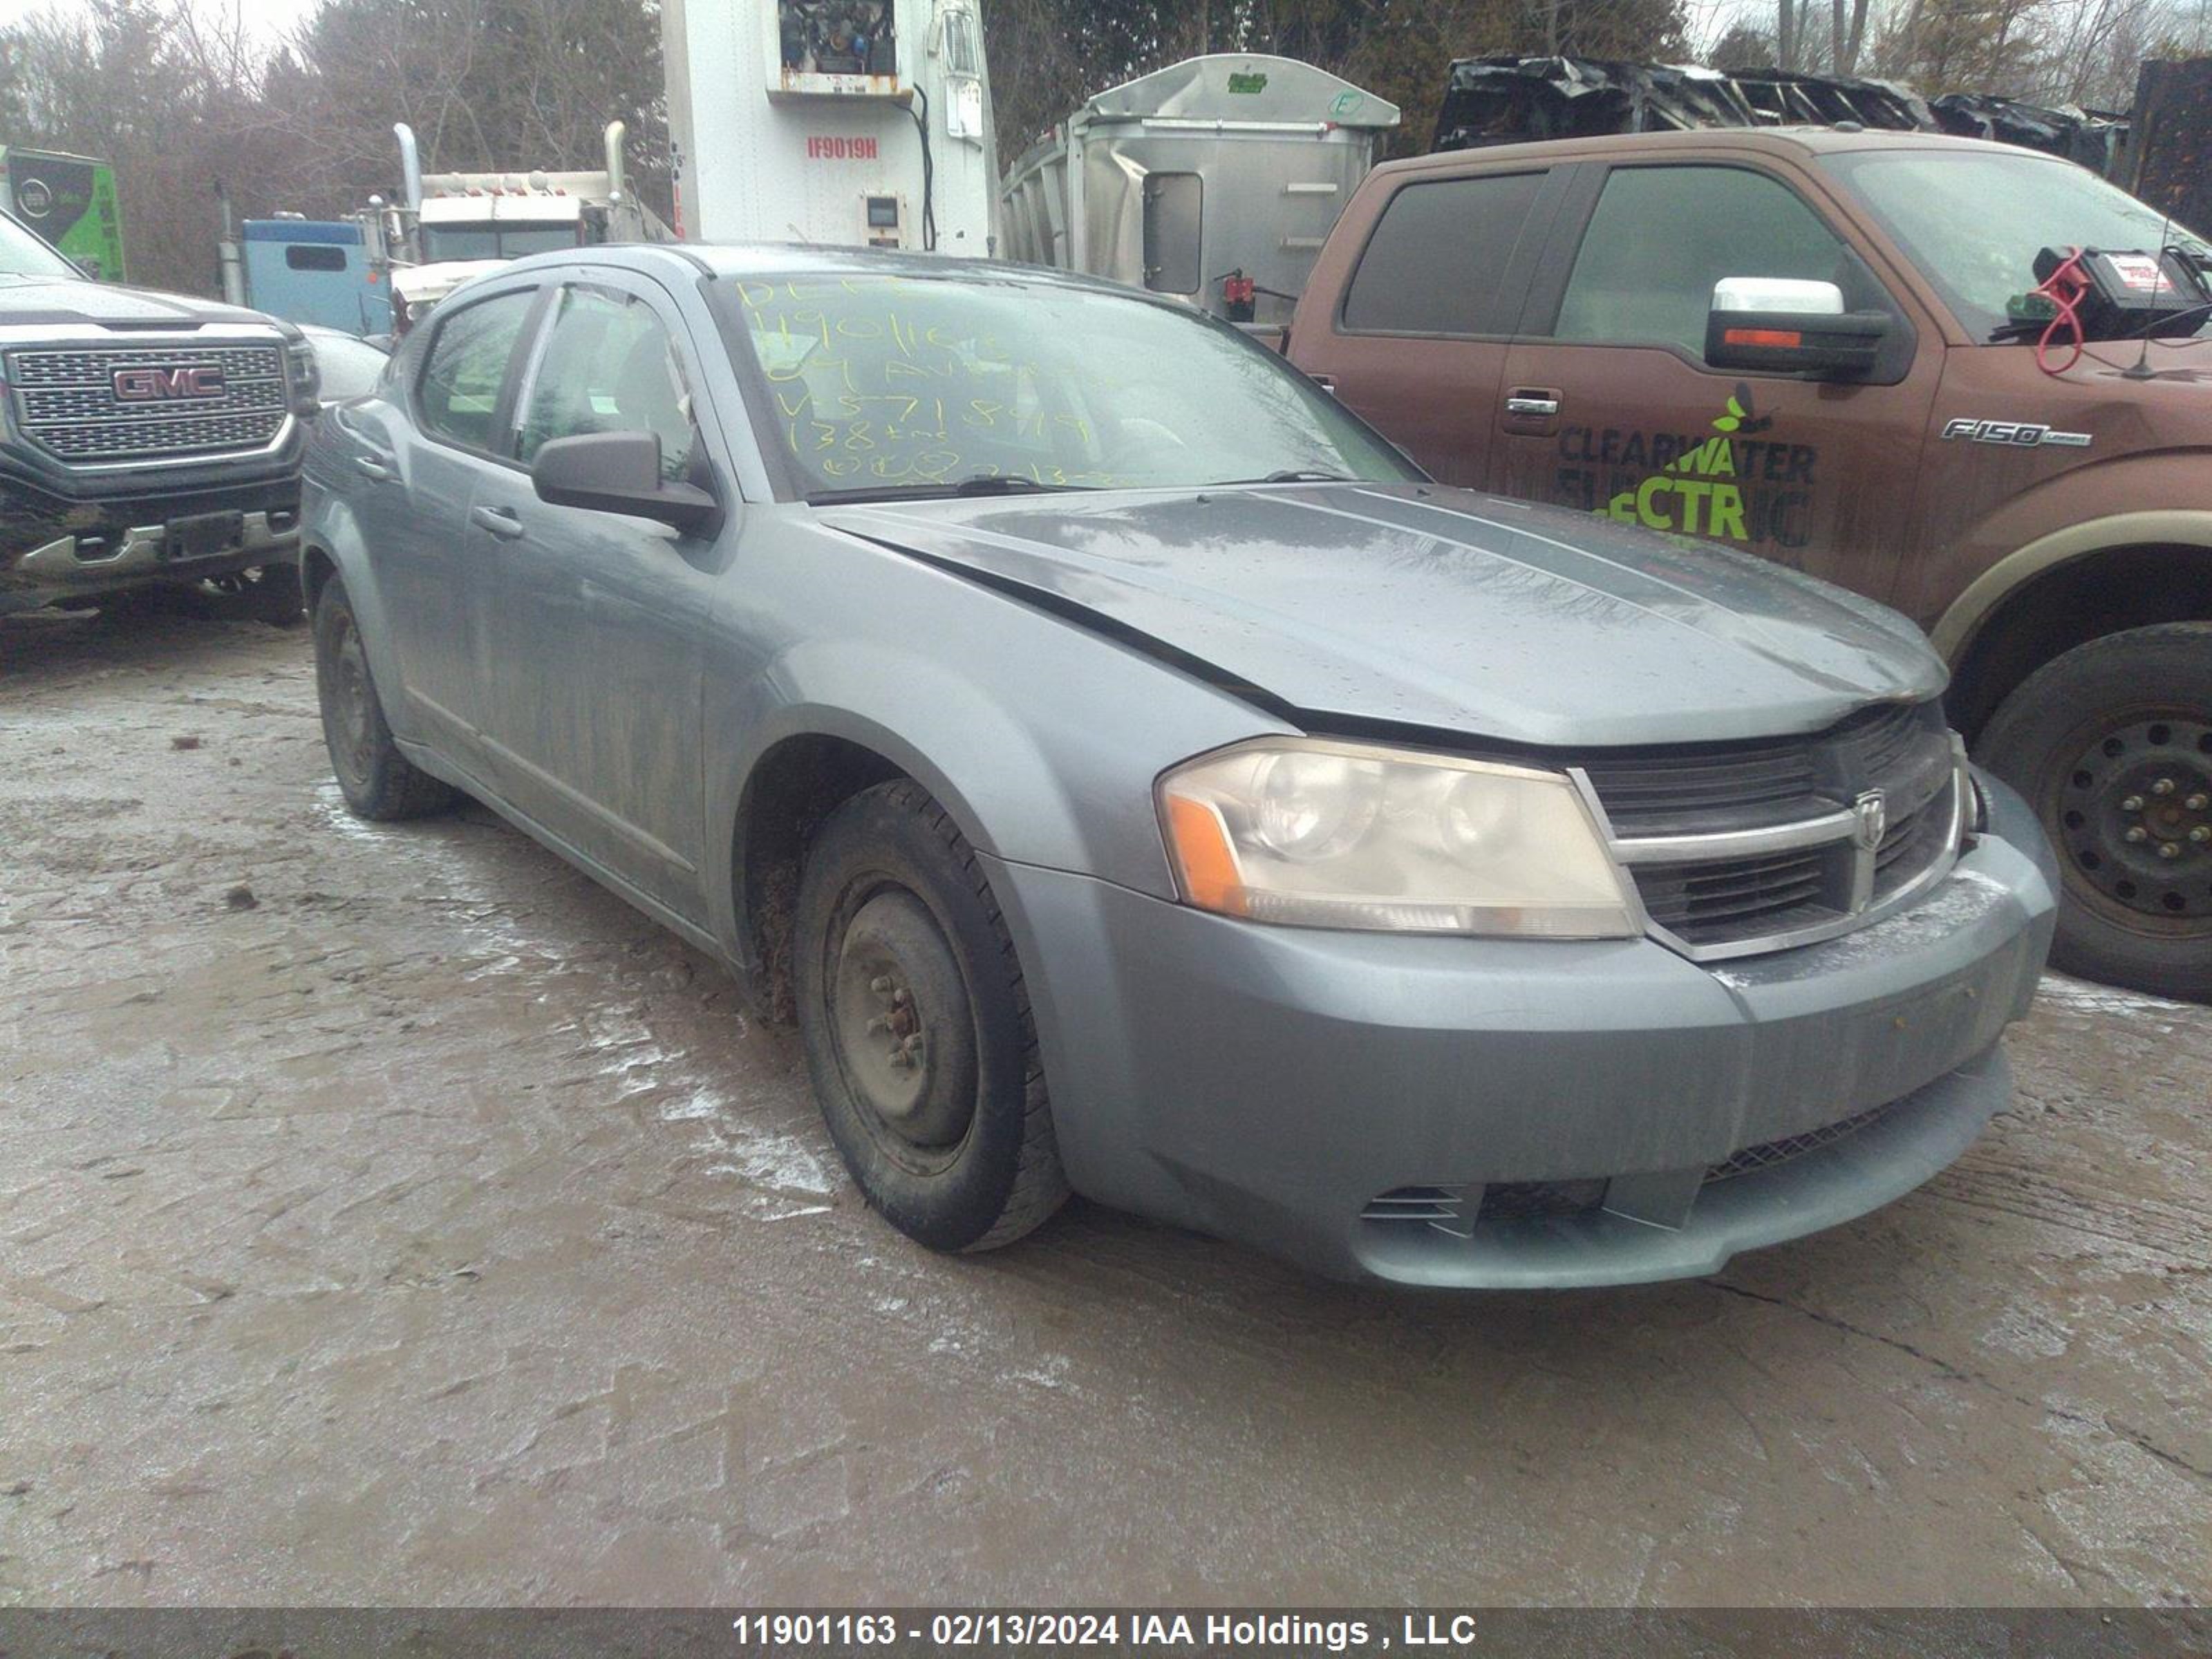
left=824, top=881, right=980, bottom=1174
left=2051, top=709, right=2212, bottom=928
left=326, top=614, right=378, bottom=788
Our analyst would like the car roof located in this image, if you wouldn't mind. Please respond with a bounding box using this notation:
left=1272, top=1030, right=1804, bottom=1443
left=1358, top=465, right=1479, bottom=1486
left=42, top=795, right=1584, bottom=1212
left=494, top=241, right=1154, bottom=300
left=1369, top=124, right=2075, bottom=178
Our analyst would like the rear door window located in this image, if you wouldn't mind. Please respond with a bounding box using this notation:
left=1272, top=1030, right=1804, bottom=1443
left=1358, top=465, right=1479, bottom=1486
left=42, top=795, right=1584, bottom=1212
left=416, top=290, right=535, bottom=451
left=1341, top=172, right=1545, bottom=335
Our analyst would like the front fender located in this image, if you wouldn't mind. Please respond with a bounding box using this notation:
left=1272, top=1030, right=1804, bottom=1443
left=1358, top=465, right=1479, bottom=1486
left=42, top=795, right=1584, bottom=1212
left=1925, top=453, right=2212, bottom=659
left=700, top=531, right=1294, bottom=965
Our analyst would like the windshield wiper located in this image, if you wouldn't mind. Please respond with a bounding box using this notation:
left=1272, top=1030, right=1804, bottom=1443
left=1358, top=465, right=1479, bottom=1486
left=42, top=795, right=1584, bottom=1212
left=1219, top=469, right=1355, bottom=485
left=806, top=475, right=1094, bottom=505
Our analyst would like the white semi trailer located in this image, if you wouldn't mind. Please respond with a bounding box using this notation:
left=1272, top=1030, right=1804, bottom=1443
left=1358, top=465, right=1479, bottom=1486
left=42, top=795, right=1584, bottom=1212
left=662, top=0, right=997, bottom=256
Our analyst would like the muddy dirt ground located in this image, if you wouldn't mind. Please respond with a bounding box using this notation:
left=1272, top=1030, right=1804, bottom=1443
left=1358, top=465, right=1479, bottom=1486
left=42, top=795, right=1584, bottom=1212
left=2, top=604, right=2208, bottom=1608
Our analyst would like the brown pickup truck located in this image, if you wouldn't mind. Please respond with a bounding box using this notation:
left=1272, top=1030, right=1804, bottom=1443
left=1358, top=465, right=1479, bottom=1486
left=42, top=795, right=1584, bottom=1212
left=1286, top=126, right=2212, bottom=997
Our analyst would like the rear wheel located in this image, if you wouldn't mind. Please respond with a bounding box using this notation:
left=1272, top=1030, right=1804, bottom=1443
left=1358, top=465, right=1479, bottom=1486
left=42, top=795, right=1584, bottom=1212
left=794, top=780, right=1068, bottom=1252
left=312, top=577, right=456, bottom=821
left=1978, top=623, right=2212, bottom=1000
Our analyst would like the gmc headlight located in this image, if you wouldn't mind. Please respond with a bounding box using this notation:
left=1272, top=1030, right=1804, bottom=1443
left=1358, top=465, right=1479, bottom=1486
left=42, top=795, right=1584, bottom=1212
left=285, top=337, right=321, bottom=410
left=1157, top=738, right=1640, bottom=937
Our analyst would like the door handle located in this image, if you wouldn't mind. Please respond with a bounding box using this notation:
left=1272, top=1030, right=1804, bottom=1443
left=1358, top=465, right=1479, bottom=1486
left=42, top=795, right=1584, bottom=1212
left=1504, top=393, right=1561, bottom=418
left=1309, top=372, right=1338, bottom=394
left=470, top=504, right=526, bottom=541
left=354, top=455, right=393, bottom=481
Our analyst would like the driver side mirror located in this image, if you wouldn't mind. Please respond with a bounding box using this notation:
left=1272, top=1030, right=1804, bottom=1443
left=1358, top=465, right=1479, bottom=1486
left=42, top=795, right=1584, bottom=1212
left=531, top=430, right=722, bottom=538
left=1705, top=277, right=1889, bottom=379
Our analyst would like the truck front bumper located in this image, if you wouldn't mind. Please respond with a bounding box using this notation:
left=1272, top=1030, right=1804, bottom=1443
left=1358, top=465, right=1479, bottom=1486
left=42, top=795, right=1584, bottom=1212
left=1, top=472, right=302, bottom=617
left=991, top=776, right=2058, bottom=1288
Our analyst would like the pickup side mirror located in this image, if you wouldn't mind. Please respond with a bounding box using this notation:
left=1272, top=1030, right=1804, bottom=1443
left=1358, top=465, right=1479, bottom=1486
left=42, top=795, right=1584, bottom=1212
left=531, top=430, right=722, bottom=538
left=1704, top=277, right=1889, bottom=379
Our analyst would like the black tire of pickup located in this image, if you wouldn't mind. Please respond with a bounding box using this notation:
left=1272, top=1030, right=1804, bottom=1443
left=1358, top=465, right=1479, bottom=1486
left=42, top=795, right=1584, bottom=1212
left=794, top=780, right=1069, bottom=1253
left=1978, top=623, right=2212, bottom=1001
left=312, top=577, right=456, bottom=821
left=241, top=561, right=305, bottom=626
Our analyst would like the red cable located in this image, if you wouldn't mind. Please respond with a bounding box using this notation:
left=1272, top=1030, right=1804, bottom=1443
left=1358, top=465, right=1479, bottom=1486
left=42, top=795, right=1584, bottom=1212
left=2033, top=247, right=2090, bottom=376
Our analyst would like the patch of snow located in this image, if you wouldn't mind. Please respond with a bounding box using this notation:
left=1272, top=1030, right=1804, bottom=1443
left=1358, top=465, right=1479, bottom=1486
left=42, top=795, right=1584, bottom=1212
left=709, top=1119, right=838, bottom=1197
left=658, top=1089, right=727, bottom=1122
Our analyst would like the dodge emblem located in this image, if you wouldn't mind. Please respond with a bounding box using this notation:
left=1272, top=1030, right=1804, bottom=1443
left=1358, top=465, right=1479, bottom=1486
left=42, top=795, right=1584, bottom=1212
left=113, top=365, right=227, bottom=402
left=1853, top=789, right=1888, bottom=852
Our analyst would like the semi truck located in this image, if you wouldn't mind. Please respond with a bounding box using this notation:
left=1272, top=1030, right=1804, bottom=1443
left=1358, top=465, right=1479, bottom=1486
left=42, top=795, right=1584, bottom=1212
left=662, top=0, right=997, bottom=254
left=218, top=208, right=396, bottom=337
left=1000, top=55, right=1399, bottom=326
left=384, top=119, right=672, bottom=328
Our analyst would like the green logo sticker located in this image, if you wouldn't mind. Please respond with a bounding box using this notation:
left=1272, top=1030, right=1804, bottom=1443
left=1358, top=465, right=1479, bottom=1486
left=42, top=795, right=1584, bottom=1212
left=1228, top=72, right=1268, bottom=95
left=1329, top=90, right=1362, bottom=119
left=1551, top=384, right=1818, bottom=552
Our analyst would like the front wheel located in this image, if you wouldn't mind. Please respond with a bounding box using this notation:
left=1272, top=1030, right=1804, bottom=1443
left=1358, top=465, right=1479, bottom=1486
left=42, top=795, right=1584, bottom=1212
left=794, top=780, right=1069, bottom=1252
left=1978, top=623, right=2212, bottom=1000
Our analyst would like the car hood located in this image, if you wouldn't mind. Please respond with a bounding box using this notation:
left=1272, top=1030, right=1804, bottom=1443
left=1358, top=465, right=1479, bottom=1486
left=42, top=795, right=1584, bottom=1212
left=0, top=274, right=285, bottom=330
left=818, top=483, right=1946, bottom=749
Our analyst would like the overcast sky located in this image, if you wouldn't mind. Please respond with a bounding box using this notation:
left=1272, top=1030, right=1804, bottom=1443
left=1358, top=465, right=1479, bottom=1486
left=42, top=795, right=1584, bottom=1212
left=0, top=0, right=322, bottom=37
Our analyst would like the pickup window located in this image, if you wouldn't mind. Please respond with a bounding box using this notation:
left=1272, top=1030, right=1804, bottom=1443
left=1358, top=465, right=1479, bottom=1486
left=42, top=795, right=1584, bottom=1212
left=1551, top=165, right=1864, bottom=355
left=1342, top=172, right=1544, bottom=336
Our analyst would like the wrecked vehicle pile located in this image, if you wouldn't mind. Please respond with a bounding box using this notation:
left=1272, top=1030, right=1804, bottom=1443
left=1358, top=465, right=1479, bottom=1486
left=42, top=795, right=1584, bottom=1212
left=1432, top=55, right=2132, bottom=174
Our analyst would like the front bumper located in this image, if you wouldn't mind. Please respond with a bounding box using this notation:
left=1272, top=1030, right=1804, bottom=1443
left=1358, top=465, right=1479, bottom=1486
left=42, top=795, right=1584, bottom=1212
left=991, top=776, right=2056, bottom=1288
left=1, top=471, right=301, bottom=616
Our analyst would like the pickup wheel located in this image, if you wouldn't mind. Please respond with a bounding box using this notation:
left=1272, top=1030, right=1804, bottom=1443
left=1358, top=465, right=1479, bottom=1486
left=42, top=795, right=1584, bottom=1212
left=240, top=561, right=305, bottom=626
left=794, top=780, right=1069, bottom=1253
left=312, top=577, right=456, bottom=821
left=1979, top=623, right=2212, bottom=1000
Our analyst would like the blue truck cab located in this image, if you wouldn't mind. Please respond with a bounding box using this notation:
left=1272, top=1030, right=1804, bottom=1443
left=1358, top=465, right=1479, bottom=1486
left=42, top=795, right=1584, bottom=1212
left=241, top=220, right=392, bottom=336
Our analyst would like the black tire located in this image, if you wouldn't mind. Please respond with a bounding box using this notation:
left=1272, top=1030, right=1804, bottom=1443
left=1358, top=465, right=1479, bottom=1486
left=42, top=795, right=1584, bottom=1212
left=312, top=577, right=456, bottom=821
left=794, top=780, right=1069, bottom=1252
left=242, top=561, right=306, bottom=627
left=1978, top=622, right=2212, bottom=1000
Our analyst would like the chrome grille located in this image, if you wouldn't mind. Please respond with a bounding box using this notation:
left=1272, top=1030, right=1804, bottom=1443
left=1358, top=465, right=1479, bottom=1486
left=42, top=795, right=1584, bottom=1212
left=3, top=344, right=288, bottom=465
left=1585, top=700, right=1967, bottom=961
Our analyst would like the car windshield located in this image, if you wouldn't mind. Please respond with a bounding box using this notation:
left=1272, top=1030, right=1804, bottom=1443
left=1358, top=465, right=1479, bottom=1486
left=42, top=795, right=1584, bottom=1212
left=1822, top=148, right=2211, bottom=341
left=420, top=223, right=579, bottom=261
left=0, top=209, right=76, bottom=279
left=731, top=272, right=1417, bottom=499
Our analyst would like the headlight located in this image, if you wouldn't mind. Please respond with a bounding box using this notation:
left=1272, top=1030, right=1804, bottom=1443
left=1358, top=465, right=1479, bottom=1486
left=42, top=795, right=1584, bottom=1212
left=1157, top=738, right=1640, bottom=937
left=284, top=337, right=321, bottom=409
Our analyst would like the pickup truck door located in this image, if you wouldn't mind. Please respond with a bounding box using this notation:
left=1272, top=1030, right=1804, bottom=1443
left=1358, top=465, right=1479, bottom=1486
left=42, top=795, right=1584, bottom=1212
left=1488, top=158, right=1943, bottom=601
left=462, top=273, right=722, bottom=925
left=1286, top=167, right=1568, bottom=488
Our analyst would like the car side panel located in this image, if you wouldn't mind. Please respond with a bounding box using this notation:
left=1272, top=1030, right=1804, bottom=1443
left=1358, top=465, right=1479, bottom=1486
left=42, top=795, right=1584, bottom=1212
left=700, top=521, right=1295, bottom=970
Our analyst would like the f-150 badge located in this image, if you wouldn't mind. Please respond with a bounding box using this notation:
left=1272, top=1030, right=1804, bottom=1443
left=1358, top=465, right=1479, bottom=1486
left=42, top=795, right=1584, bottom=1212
left=1941, top=418, right=2092, bottom=449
